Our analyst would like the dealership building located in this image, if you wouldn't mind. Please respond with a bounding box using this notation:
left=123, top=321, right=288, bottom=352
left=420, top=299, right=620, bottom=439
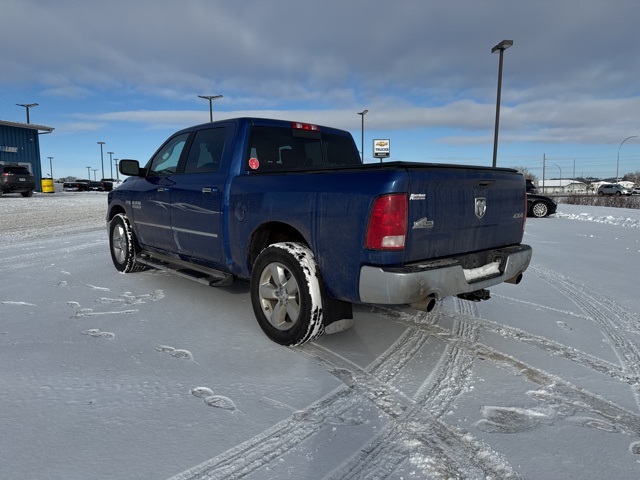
left=0, top=119, right=55, bottom=190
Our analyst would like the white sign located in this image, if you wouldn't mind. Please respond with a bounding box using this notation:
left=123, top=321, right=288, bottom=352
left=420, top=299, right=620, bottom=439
left=373, top=139, right=390, bottom=158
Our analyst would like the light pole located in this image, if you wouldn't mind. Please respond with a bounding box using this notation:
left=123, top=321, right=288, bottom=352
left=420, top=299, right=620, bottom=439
left=107, top=151, right=114, bottom=179
left=114, top=159, right=119, bottom=182
left=16, top=103, right=39, bottom=123
left=554, top=164, right=562, bottom=193
left=357, top=109, right=369, bottom=161
left=616, top=135, right=638, bottom=181
left=86, top=166, right=91, bottom=179
left=92, top=169, right=99, bottom=181
left=491, top=39, right=513, bottom=168
left=47, top=156, right=53, bottom=179
left=198, top=95, right=223, bottom=122
left=97, top=141, right=105, bottom=179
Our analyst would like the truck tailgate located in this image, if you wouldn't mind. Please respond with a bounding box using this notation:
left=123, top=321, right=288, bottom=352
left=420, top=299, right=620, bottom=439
left=404, top=166, right=526, bottom=263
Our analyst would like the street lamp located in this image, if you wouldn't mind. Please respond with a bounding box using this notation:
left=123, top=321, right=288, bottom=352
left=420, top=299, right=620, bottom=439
left=107, top=151, right=114, bottom=179
left=357, top=109, right=369, bottom=161
left=86, top=166, right=91, bottom=179
left=48, top=156, right=54, bottom=179
left=198, top=95, right=223, bottom=122
left=114, top=159, right=120, bottom=182
left=16, top=103, right=39, bottom=124
left=554, top=164, right=562, bottom=193
left=92, top=169, right=99, bottom=181
left=491, top=39, right=513, bottom=168
left=97, top=141, right=105, bottom=179
left=616, top=135, right=638, bottom=181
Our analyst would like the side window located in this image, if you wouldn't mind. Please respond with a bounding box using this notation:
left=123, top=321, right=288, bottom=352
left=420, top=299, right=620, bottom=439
left=183, top=127, right=227, bottom=174
left=148, top=133, right=189, bottom=176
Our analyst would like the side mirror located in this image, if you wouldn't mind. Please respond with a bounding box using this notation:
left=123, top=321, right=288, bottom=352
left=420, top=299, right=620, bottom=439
left=119, top=159, right=143, bottom=177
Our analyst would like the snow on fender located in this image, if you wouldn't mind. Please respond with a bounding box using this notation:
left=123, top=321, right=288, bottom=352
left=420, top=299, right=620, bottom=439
left=250, top=242, right=325, bottom=346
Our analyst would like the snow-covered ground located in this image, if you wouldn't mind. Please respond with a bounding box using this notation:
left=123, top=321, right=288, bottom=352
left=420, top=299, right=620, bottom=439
left=1, top=192, right=639, bottom=479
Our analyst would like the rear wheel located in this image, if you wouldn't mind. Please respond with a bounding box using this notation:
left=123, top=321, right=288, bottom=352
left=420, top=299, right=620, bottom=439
left=530, top=201, right=549, bottom=218
left=21, top=190, right=33, bottom=197
left=250, top=242, right=324, bottom=346
left=109, top=213, right=146, bottom=273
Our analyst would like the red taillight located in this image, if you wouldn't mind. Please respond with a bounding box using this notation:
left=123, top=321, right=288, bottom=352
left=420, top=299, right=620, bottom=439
left=292, top=122, right=320, bottom=132
left=365, top=194, right=407, bottom=250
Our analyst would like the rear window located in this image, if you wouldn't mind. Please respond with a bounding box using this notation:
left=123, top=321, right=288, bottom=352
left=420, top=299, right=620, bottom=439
left=246, top=126, right=360, bottom=172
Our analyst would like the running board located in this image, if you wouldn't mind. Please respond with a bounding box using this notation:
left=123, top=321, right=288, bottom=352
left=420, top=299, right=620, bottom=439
left=136, top=251, right=234, bottom=287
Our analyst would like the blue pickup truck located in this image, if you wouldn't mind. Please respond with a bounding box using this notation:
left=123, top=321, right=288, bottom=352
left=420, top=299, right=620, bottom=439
left=107, top=117, right=532, bottom=345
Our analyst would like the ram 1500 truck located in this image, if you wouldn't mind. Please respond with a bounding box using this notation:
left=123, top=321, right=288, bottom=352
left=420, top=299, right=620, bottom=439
left=107, top=117, right=532, bottom=345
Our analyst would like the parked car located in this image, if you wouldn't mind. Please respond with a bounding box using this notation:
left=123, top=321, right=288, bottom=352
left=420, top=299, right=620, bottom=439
left=63, top=179, right=91, bottom=191
left=99, top=179, right=115, bottom=191
left=632, top=186, right=640, bottom=195
left=0, top=165, right=35, bottom=197
left=597, top=184, right=631, bottom=196
left=63, top=179, right=113, bottom=192
left=527, top=193, right=557, bottom=218
left=526, top=179, right=538, bottom=193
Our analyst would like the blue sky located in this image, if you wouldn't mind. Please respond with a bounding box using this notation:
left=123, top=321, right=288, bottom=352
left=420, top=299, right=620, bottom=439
left=1, top=0, right=639, bottom=182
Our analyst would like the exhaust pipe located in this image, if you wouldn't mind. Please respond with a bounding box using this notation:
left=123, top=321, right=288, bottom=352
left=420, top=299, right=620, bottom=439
left=411, top=296, right=437, bottom=313
left=505, top=272, right=523, bottom=285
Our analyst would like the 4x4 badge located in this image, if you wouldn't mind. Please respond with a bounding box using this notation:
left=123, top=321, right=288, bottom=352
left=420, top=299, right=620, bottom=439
left=475, top=197, right=487, bottom=219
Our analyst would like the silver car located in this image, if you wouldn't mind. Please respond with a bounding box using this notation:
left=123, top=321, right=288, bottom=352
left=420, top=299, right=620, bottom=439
left=597, top=184, right=631, bottom=196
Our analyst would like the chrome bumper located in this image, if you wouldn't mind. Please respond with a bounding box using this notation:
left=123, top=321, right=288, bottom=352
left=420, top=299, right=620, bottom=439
left=359, top=244, right=532, bottom=304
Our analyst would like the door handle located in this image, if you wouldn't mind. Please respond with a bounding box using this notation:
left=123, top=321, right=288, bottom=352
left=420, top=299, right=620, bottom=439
left=157, top=187, right=170, bottom=192
left=202, top=187, right=219, bottom=193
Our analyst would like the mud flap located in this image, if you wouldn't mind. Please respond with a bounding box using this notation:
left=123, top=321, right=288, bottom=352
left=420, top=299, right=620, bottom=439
left=322, top=296, right=354, bottom=335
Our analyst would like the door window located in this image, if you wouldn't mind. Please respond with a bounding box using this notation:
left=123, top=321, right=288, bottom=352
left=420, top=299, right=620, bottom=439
left=148, top=133, right=189, bottom=175
left=183, top=128, right=227, bottom=174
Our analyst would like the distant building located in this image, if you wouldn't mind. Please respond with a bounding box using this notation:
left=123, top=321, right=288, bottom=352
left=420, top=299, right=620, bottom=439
left=538, top=179, right=587, bottom=194
left=0, top=119, right=55, bottom=191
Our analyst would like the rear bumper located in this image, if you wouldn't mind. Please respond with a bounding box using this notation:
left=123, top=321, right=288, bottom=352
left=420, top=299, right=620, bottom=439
left=359, top=244, right=532, bottom=304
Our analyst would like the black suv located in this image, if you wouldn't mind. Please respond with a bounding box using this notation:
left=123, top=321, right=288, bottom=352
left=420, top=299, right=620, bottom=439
left=0, top=165, right=35, bottom=197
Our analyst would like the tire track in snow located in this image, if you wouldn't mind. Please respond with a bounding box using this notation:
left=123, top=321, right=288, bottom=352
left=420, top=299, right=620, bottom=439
left=531, top=265, right=640, bottom=409
left=168, top=326, right=433, bottom=479
left=438, top=307, right=629, bottom=384
left=381, top=302, right=640, bottom=445
left=325, top=300, right=520, bottom=480
left=172, top=273, right=640, bottom=479
left=0, top=236, right=105, bottom=273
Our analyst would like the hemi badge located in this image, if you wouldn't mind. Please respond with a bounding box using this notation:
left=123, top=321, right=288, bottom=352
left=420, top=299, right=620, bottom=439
left=413, top=217, right=434, bottom=229
left=410, top=193, right=426, bottom=200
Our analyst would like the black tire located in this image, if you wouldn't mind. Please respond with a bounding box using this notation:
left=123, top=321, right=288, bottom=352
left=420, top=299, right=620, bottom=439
left=109, top=213, right=146, bottom=273
left=598, top=191, right=604, bottom=196
left=616, top=191, right=621, bottom=196
left=530, top=201, right=549, bottom=218
left=250, top=242, right=325, bottom=346
left=21, top=190, right=33, bottom=197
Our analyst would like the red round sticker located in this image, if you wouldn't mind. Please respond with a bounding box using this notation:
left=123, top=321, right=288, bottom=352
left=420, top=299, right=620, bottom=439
left=249, top=157, right=260, bottom=170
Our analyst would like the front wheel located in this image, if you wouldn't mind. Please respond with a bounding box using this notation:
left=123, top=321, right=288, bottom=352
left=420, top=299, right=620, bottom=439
left=109, top=213, right=146, bottom=273
left=250, top=242, right=325, bottom=346
left=530, top=201, right=549, bottom=218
